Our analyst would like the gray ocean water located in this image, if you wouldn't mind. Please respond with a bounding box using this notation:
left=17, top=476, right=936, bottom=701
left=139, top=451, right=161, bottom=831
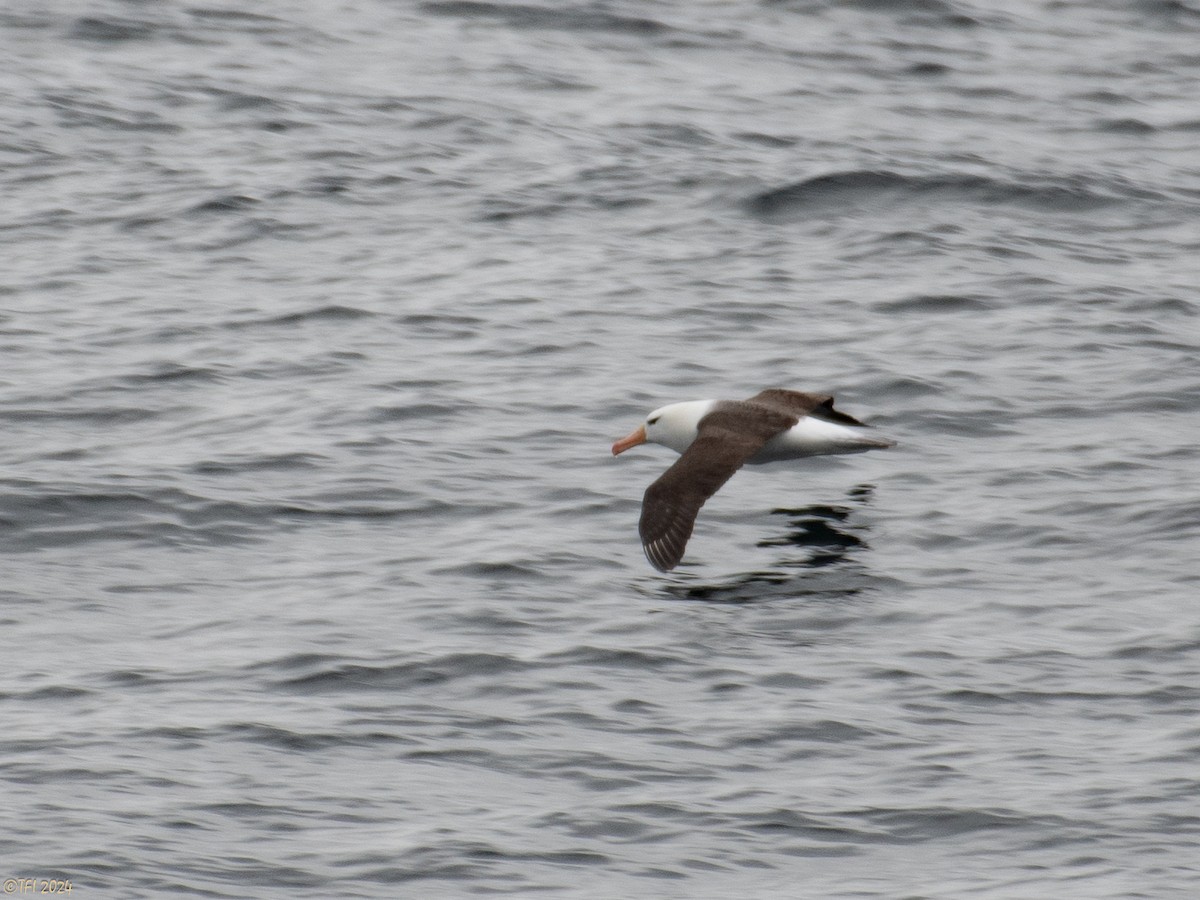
left=3, top=1, right=1199, bottom=897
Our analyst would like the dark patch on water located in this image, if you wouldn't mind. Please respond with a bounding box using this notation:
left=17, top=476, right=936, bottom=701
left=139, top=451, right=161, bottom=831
left=746, top=169, right=1157, bottom=220
left=68, top=16, right=158, bottom=43
left=420, top=1, right=671, bottom=36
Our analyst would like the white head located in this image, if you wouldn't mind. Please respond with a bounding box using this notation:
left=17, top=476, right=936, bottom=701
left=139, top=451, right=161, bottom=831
left=611, top=400, right=715, bottom=457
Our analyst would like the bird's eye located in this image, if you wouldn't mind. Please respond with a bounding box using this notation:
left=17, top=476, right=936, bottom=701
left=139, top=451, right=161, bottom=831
left=647, top=415, right=660, bottom=425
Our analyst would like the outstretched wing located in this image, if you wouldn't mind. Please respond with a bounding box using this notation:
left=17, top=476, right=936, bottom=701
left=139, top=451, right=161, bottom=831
left=638, top=403, right=795, bottom=572
left=744, top=388, right=867, bottom=427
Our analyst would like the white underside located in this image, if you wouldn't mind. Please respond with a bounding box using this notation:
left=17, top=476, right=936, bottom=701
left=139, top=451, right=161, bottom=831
left=746, top=417, right=894, bottom=464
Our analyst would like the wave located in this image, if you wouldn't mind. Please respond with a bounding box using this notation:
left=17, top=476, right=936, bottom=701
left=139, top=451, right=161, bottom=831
left=419, top=1, right=671, bottom=36
left=746, top=169, right=1164, bottom=219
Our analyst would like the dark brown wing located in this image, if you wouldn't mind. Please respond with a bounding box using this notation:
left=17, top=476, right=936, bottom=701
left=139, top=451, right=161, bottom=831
left=638, top=403, right=794, bottom=572
left=744, top=388, right=866, bottom=427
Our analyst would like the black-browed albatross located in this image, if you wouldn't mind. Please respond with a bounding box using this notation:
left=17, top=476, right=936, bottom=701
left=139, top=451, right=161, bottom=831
left=611, top=389, right=894, bottom=572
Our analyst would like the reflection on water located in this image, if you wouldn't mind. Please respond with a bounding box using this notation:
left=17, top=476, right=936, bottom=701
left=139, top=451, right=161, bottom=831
left=760, top=484, right=875, bottom=568
left=661, top=485, right=879, bottom=603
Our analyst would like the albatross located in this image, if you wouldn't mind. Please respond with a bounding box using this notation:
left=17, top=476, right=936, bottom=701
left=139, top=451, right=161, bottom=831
left=611, top=389, right=894, bottom=572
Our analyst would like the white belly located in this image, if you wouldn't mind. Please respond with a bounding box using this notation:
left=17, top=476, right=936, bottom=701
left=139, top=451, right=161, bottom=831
left=747, top=417, right=894, bottom=464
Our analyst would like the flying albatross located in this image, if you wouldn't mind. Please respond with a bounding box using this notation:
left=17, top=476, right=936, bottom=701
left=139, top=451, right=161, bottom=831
left=611, top=389, right=894, bottom=572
